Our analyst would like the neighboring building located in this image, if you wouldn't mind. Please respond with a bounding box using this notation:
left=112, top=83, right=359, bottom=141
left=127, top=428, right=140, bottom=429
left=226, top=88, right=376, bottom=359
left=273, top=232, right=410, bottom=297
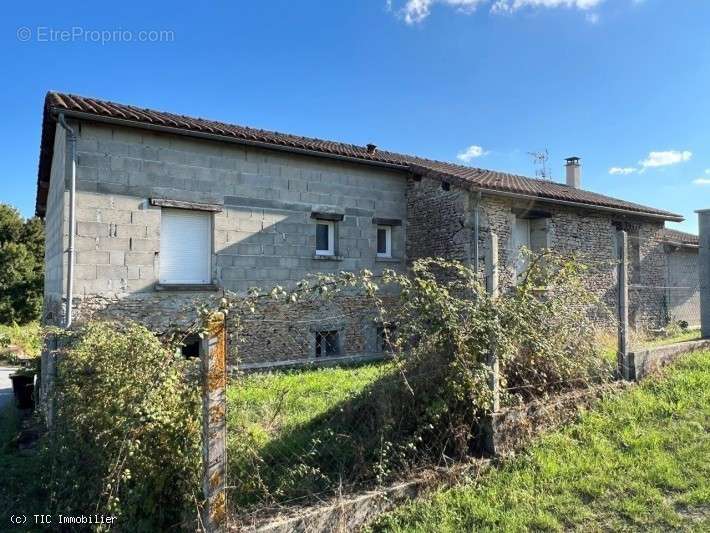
left=35, top=92, right=696, bottom=366
left=657, top=228, right=701, bottom=328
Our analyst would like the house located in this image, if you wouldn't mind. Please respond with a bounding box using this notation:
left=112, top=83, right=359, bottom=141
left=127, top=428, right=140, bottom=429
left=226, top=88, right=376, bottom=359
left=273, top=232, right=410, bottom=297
left=35, top=92, right=697, bottom=366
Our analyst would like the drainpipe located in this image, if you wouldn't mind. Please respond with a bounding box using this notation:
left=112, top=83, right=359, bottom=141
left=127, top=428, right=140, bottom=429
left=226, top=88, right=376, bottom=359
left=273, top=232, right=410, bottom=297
left=58, top=113, right=76, bottom=328
left=473, top=191, right=482, bottom=277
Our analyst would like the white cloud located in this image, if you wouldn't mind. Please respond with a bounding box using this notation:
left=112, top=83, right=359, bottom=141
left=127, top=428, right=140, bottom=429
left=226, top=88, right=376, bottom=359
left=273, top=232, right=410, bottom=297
left=396, top=0, right=604, bottom=23
left=609, top=167, right=637, bottom=175
left=638, top=150, right=692, bottom=169
left=693, top=178, right=710, bottom=186
left=491, top=0, right=604, bottom=13
left=401, top=0, right=486, bottom=24
left=457, top=144, right=489, bottom=162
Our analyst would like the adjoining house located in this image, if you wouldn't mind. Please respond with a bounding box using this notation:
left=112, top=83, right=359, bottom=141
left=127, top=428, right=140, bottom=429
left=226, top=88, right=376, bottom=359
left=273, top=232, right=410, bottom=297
left=35, top=92, right=698, bottom=366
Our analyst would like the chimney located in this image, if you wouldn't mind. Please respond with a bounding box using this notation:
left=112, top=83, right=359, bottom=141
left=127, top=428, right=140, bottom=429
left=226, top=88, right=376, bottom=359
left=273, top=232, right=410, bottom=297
left=565, top=157, right=581, bottom=188
left=366, top=143, right=377, bottom=154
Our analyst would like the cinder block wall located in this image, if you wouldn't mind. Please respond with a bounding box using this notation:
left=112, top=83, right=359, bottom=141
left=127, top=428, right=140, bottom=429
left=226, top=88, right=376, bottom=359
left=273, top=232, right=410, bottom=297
left=52, top=120, right=409, bottom=364
left=43, top=123, right=68, bottom=323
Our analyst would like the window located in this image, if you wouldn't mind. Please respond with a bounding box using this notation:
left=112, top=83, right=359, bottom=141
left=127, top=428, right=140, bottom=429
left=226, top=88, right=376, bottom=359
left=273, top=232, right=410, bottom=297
left=512, top=218, right=531, bottom=274
left=180, top=334, right=201, bottom=358
left=315, top=220, right=335, bottom=256
left=160, top=208, right=212, bottom=284
left=376, top=225, right=392, bottom=258
left=512, top=215, right=549, bottom=275
left=376, top=324, right=397, bottom=353
left=315, top=330, right=340, bottom=357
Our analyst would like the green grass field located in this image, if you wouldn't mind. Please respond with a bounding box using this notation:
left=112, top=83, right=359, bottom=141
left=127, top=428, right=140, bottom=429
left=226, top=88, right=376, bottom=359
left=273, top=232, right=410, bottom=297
left=370, top=350, right=710, bottom=532
left=226, top=361, right=392, bottom=508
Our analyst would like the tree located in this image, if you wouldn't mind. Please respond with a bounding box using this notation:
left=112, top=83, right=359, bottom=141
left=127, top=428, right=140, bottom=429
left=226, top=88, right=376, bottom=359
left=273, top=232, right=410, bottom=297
left=0, top=204, right=44, bottom=324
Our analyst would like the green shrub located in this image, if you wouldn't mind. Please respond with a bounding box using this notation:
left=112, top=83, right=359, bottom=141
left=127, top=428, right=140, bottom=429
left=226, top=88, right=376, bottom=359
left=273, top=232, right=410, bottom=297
left=49, top=321, right=202, bottom=531
left=224, top=253, right=613, bottom=511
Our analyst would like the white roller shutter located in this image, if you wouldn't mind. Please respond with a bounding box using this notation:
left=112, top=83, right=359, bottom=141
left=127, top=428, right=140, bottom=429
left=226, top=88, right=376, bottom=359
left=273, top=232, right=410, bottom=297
left=160, top=208, right=212, bottom=284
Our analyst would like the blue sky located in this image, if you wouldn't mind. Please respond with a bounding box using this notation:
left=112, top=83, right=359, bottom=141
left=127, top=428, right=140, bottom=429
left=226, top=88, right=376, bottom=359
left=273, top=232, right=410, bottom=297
left=0, top=0, right=707, bottom=232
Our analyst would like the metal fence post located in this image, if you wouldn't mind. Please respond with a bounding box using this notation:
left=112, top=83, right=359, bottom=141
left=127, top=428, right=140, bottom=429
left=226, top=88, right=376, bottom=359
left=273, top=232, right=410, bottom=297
left=200, top=313, right=227, bottom=532
left=698, top=209, right=710, bottom=339
left=617, top=230, right=631, bottom=380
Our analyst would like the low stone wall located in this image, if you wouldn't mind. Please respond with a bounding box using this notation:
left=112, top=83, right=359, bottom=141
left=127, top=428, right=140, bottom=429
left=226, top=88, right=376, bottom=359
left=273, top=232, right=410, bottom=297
left=234, top=461, right=490, bottom=533
left=629, top=338, right=710, bottom=380
left=491, top=382, right=631, bottom=457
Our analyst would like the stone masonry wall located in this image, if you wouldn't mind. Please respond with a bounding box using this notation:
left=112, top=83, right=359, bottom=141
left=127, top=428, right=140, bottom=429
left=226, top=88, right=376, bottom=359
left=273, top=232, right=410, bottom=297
left=404, top=181, right=668, bottom=329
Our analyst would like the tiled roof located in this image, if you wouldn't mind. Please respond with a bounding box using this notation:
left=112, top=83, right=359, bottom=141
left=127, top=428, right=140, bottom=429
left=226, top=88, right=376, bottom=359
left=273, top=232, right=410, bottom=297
left=35, top=92, right=683, bottom=221
left=659, top=228, right=699, bottom=247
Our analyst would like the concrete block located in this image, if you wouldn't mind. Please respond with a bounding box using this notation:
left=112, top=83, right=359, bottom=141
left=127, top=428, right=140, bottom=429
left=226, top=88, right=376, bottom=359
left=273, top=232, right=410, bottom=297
left=74, top=265, right=97, bottom=280
left=110, top=251, right=125, bottom=266
left=115, top=224, right=148, bottom=239
left=221, top=267, right=246, bottom=280
left=77, top=222, right=110, bottom=238
left=76, top=251, right=110, bottom=265
left=98, top=265, right=129, bottom=280
left=139, top=266, right=154, bottom=280
left=125, top=251, right=155, bottom=266
left=130, top=210, right=160, bottom=226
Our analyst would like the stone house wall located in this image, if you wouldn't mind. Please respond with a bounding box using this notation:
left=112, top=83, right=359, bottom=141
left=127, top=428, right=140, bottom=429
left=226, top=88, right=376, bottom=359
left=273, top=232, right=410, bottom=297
left=43, top=124, right=68, bottom=322
left=43, top=117, right=679, bottom=365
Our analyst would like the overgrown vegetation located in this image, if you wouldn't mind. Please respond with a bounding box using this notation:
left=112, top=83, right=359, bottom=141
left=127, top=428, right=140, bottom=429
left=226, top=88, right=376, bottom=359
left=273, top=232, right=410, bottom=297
left=48, top=322, right=202, bottom=531
left=0, top=204, right=44, bottom=325
left=0, top=404, right=47, bottom=524
left=370, top=350, right=710, bottom=532
left=0, top=321, right=42, bottom=364
left=225, top=253, right=614, bottom=515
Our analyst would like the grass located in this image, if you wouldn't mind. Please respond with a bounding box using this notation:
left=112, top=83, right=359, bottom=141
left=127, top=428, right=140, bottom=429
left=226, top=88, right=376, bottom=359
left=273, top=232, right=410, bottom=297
left=370, top=350, right=710, bottom=532
left=598, top=328, right=703, bottom=361
left=227, top=361, right=393, bottom=509
left=0, top=321, right=42, bottom=363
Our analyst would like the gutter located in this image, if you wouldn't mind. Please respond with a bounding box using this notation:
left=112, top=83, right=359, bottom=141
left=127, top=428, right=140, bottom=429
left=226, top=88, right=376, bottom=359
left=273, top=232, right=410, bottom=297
left=47, top=108, right=684, bottom=223
left=57, top=113, right=76, bottom=328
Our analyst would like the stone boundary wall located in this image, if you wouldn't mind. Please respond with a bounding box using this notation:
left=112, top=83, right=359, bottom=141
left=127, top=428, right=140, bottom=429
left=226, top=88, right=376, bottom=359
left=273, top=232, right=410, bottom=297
left=629, top=338, right=710, bottom=380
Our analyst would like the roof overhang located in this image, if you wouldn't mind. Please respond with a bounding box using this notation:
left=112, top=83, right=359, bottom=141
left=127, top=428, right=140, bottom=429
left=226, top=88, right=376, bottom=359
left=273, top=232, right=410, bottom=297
left=35, top=98, right=685, bottom=223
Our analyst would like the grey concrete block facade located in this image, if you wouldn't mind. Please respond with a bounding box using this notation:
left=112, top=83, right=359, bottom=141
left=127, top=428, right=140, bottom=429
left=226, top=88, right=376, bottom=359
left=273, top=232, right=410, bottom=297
left=42, top=117, right=695, bottom=364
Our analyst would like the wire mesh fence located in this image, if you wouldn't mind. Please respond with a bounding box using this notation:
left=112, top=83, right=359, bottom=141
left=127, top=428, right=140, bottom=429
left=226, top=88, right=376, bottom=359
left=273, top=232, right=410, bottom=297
left=628, top=284, right=702, bottom=351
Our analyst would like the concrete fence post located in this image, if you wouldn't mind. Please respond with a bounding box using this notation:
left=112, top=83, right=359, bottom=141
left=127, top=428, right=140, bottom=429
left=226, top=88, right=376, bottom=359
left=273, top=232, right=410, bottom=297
left=482, top=232, right=500, bottom=454
left=200, top=314, right=228, bottom=532
left=485, top=232, right=500, bottom=412
left=617, top=230, right=631, bottom=380
left=698, top=209, right=710, bottom=339
left=39, top=333, right=60, bottom=430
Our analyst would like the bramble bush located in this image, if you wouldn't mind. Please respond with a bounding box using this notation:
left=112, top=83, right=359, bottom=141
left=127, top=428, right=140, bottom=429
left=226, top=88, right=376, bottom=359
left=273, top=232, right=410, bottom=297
left=222, top=252, right=614, bottom=512
left=48, top=321, right=202, bottom=532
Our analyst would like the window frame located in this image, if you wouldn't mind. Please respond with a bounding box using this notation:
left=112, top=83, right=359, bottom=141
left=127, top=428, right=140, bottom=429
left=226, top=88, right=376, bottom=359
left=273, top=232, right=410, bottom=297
left=315, top=330, right=340, bottom=357
left=376, top=225, right=392, bottom=258
left=159, top=207, right=213, bottom=285
left=315, top=220, right=336, bottom=256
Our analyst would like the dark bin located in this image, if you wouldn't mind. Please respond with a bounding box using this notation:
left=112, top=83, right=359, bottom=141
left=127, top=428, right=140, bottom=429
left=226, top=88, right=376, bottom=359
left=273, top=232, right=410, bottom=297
left=10, top=374, right=34, bottom=409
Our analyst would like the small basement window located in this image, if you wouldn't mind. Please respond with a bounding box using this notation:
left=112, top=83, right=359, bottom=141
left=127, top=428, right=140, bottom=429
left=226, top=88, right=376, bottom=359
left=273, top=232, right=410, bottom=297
left=315, top=220, right=335, bottom=256
left=376, top=225, right=392, bottom=258
left=315, top=330, right=340, bottom=357
left=181, top=334, right=201, bottom=358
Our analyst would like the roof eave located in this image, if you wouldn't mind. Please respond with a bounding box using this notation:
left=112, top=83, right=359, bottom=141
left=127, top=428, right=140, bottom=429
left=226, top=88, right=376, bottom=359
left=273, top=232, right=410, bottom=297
left=35, top=105, right=684, bottom=223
